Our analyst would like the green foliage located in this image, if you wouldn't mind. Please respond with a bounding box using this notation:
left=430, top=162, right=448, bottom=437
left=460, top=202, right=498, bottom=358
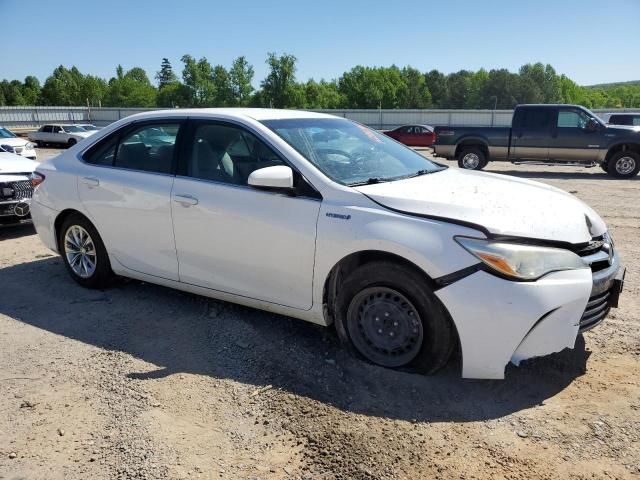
left=260, top=53, right=301, bottom=108
left=156, top=58, right=177, bottom=89
left=229, top=56, right=255, bottom=106
left=2, top=57, right=640, bottom=109
left=104, top=65, right=156, bottom=107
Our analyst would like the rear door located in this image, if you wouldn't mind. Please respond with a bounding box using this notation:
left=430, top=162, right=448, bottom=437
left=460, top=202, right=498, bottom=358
left=77, top=120, right=183, bottom=280
left=511, top=107, right=554, bottom=159
left=548, top=107, right=600, bottom=162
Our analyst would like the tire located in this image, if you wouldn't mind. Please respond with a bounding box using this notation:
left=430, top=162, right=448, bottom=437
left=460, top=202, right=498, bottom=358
left=607, top=151, right=640, bottom=179
left=35, top=140, right=43, bottom=148
left=67, top=138, right=77, bottom=147
left=457, top=147, right=488, bottom=170
left=58, top=213, right=115, bottom=289
left=600, top=161, right=609, bottom=173
left=335, top=261, right=456, bottom=374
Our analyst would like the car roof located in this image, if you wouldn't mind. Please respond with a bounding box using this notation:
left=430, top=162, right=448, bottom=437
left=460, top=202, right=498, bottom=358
left=126, top=108, right=338, bottom=122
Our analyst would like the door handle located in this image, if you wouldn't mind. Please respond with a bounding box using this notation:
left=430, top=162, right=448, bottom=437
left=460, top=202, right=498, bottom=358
left=81, top=176, right=99, bottom=188
left=173, top=194, right=198, bottom=206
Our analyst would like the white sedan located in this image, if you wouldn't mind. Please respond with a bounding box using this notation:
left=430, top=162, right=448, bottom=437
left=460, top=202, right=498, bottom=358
left=30, top=109, right=625, bottom=379
left=28, top=124, right=97, bottom=147
left=0, top=127, right=37, bottom=160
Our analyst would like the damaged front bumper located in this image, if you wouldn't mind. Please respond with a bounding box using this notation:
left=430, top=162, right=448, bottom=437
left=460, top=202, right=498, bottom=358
left=435, top=249, right=624, bottom=380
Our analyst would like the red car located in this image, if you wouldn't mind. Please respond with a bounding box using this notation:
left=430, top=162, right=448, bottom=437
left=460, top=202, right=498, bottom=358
left=384, top=124, right=435, bottom=147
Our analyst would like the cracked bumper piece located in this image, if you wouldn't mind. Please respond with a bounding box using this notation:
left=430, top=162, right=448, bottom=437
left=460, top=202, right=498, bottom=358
left=436, top=269, right=593, bottom=380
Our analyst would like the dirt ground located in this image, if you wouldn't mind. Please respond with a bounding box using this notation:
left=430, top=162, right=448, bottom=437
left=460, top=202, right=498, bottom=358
left=1, top=147, right=638, bottom=480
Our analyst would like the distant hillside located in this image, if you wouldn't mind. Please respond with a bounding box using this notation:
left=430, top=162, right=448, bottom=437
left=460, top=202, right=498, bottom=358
left=585, top=80, right=640, bottom=89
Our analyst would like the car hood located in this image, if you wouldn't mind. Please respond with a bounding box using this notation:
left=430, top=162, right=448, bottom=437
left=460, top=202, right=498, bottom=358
left=0, top=152, right=38, bottom=176
left=0, top=137, right=28, bottom=147
left=604, top=125, right=640, bottom=134
left=73, top=131, right=96, bottom=138
left=355, top=168, right=607, bottom=245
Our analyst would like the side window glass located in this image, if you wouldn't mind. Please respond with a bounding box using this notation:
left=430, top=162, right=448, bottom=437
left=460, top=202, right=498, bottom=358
left=633, top=117, right=640, bottom=126
left=520, top=109, right=552, bottom=128
left=85, top=137, right=117, bottom=166
left=114, top=124, right=179, bottom=174
left=52, top=126, right=62, bottom=133
left=188, top=123, right=285, bottom=185
left=42, top=126, right=51, bottom=133
left=557, top=110, right=588, bottom=128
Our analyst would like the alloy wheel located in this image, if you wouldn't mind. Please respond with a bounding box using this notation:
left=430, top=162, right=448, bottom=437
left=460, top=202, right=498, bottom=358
left=64, top=225, right=97, bottom=278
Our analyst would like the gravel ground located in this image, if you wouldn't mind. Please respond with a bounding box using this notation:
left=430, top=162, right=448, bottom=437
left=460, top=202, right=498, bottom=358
left=0, top=147, right=639, bottom=479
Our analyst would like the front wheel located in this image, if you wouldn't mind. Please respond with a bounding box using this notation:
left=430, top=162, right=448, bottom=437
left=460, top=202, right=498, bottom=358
left=607, top=151, right=640, bottom=178
left=335, top=261, right=456, bottom=374
left=600, top=161, right=609, bottom=173
left=67, top=138, right=77, bottom=147
left=59, top=214, right=115, bottom=288
left=457, top=147, right=488, bottom=170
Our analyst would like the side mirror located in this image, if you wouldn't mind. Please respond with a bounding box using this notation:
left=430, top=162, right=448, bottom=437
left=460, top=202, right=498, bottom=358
left=585, top=118, right=599, bottom=131
left=248, top=165, right=294, bottom=191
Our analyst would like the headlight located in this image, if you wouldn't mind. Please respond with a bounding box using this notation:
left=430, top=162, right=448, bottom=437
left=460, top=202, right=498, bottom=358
left=0, top=144, right=15, bottom=153
left=455, top=236, right=588, bottom=281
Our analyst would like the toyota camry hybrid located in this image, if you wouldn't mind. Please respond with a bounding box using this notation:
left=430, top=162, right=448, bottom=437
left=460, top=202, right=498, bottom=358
left=30, top=109, right=625, bottom=379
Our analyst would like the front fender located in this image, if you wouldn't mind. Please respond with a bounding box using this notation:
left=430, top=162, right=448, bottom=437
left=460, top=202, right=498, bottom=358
left=312, top=202, right=484, bottom=314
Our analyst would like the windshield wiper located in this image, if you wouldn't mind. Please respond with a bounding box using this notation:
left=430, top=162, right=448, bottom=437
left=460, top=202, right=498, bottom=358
left=348, top=177, right=388, bottom=186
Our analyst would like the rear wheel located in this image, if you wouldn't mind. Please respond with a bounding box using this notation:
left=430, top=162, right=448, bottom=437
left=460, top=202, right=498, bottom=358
left=607, top=151, right=640, bottom=178
left=335, top=261, right=456, bottom=374
left=67, top=138, right=77, bottom=147
left=457, top=147, right=488, bottom=170
left=58, top=214, right=114, bottom=288
left=600, top=161, right=609, bottom=173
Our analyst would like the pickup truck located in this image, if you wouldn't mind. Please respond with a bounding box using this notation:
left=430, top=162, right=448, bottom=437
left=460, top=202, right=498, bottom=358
left=433, top=104, right=640, bottom=178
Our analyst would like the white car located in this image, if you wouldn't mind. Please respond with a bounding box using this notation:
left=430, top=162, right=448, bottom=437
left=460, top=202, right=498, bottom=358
left=0, top=127, right=37, bottom=160
left=0, top=151, right=38, bottom=223
left=28, top=124, right=97, bottom=147
left=30, top=109, right=625, bottom=379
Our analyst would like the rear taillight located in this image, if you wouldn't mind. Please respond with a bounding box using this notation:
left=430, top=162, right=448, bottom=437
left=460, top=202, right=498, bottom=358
left=32, top=171, right=45, bottom=188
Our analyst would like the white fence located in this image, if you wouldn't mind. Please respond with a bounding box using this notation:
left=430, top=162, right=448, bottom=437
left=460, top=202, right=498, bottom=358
left=1, top=106, right=639, bottom=130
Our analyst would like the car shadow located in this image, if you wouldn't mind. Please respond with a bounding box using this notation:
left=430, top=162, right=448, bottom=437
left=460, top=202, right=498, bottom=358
left=0, top=222, right=36, bottom=239
left=0, top=257, right=591, bottom=423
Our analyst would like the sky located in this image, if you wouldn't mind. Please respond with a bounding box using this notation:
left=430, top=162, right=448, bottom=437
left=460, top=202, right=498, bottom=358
left=1, top=0, right=639, bottom=86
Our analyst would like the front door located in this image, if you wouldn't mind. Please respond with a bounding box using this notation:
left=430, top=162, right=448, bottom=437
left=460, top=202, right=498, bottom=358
left=548, top=108, right=601, bottom=163
left=77, top=121, right=183, bottom=280
left=171, top=120, right=321, bottom=310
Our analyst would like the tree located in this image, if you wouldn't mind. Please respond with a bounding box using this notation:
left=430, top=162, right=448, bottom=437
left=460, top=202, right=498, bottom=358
left=40, top=66, right=83, bottom=105
left=399, top=67, right=431, bottom=108
left=229, top=56, right=254, bottom=106
left=156, top=58, right=177, bottom=89
left=424, top=70, right=449, bottom=108
left=260, top=53, right=301, bottom=108
left=157, top=81, right=191, bottom=108
left=22, top=76, right=41, bottom=105
left=104, top=65, right=157, bottom=107
left=180, top=54, right=216, bottom=106
left=303, top=79, right=343, bottom=109
left=212, top=65, right=234, bottom=106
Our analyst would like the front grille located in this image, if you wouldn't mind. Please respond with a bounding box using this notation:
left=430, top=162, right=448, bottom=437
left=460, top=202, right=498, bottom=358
left=579, top=290, right=611, bottom=332
left=11, top=180, right=32, bottom=200
left=572, top=234, right=613, bottom=273
left=0, top=180, right=32, bottom=200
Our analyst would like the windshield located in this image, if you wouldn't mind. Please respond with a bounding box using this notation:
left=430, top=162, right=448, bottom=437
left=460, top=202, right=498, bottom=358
left=79, top=124, right=99, bottom=130
left=0, top=127, right=16, bottom=138
left=63, top=125, right=85, bottom=132
left=262, top=118, right=444, bottom=186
